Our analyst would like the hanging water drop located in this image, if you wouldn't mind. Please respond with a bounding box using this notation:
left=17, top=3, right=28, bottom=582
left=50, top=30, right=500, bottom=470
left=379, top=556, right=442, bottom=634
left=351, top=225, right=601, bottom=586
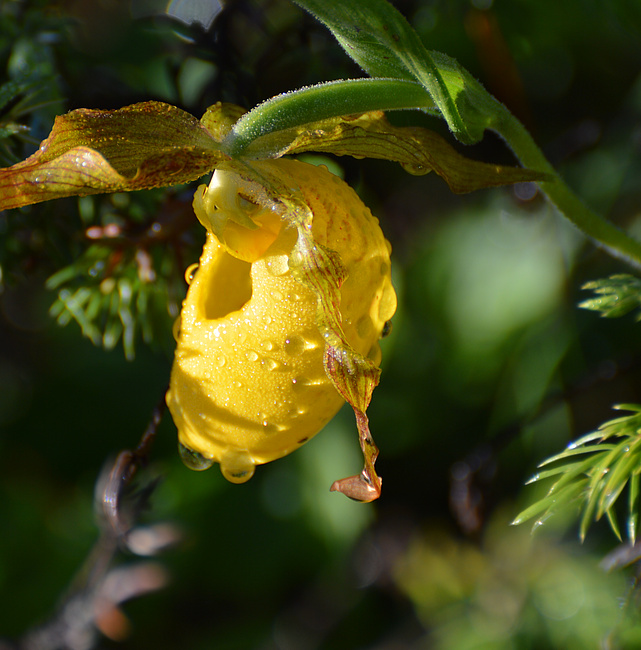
left=220, top=451, right=256, bottom=484
left=179, top=443, right=214, bottom=470
left=184, top=263, right=199, bottom=285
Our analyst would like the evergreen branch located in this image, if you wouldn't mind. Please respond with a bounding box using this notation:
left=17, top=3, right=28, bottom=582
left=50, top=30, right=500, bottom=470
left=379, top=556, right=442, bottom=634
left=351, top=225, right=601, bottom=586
left=514, top=405, right=641, bottom=542
left=580, top=275, right=641, bottom=320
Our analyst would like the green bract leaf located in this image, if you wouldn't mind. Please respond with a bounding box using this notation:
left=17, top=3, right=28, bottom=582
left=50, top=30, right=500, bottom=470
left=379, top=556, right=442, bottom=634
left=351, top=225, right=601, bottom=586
left=0, top=101, right=228, bottom=209
left=292, top=0, right=501, bottom=143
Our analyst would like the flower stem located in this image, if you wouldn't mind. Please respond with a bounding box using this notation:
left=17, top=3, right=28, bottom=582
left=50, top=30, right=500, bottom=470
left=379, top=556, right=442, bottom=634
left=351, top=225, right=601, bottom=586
left=492, top=105, right=641, bottom=271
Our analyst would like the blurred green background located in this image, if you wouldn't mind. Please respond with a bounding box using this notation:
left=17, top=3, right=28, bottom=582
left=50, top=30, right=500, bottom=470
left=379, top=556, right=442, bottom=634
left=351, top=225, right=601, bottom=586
left=2, top=0, right=641, bottom=648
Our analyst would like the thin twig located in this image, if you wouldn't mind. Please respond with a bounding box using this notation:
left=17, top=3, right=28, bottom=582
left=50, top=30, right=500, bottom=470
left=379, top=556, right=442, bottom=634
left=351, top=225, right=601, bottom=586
left=4, top=388, right=175, bottom=650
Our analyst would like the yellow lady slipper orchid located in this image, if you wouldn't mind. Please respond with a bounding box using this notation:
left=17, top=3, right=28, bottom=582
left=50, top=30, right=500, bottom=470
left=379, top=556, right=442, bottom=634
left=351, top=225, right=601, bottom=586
left=0, top=98, right=542, bottom=501
left=166, top=158, right=397, bottom=489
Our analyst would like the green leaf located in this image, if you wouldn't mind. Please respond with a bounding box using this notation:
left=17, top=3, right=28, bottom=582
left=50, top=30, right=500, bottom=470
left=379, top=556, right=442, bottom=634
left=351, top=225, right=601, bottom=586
left=605, top=508, right=622, bottom=542
left=629, top=472, right=640, bottom=544
left=0, top=101, right=228, bottom=209
left=525, top=461, right=590, bottom=484
left=291, top=0, right=501, bottom=143
left=597, top=441, right=641, bottom=517
left=538, top=443, right=617, bottom=466
left=545, top=457, right=602, bottom=496
left=511, top=480, right=586, bottom=528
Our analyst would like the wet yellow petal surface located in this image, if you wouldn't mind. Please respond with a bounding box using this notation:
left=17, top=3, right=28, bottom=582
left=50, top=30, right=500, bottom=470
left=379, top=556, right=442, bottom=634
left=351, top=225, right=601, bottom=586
left=166, top=159, right=396, bottom=484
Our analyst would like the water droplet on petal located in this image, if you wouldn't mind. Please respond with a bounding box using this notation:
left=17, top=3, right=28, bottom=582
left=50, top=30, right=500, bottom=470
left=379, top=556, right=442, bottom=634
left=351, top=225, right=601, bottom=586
left=261, top=357, right=279, bottom=371
left=284, top=334, right=306, bottom=357
left=215, top=354, right=226, bottom=368
left=400, top=161, right=428, bottom=176
left=266, top=254, right=289, bottom=277
left=220, top=451, right=256, bottom=484
left=245, top=350, right=259, bottom=362
left=260, top=340, right=274, bottom=352
left=172, top=317, right=181, bottom=341
left=292, top=376, right=311, bottom=392
left=179, top=443, right=214, bottom=470
left=184, top=263, right=199, bottom=285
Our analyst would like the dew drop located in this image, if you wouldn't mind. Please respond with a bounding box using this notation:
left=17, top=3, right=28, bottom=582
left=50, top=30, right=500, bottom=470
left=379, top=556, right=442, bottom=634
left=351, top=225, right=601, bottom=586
left=179, top=443, right=214, bottom=471
left=262, top=421, right=277, bottom=433
left=260, top=340, right=275, bottom=352
left=184, top=263, right=199, bottom=285
left=220, top=452, right=256, bottom=484
left=266, top=254, right=289, bottom=277
left=400, top=162, right=428, bottom=176
left=292, top=377, right=311, bottom=392
left=262, top=357, right=279, bottom=371
left=215, top=354, right=226, bottom=368
left=270, top=290, right=284, bottom=301
left=284, top=334, right=306, bottom=357
left=245, top=350, right=259, bottom=362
